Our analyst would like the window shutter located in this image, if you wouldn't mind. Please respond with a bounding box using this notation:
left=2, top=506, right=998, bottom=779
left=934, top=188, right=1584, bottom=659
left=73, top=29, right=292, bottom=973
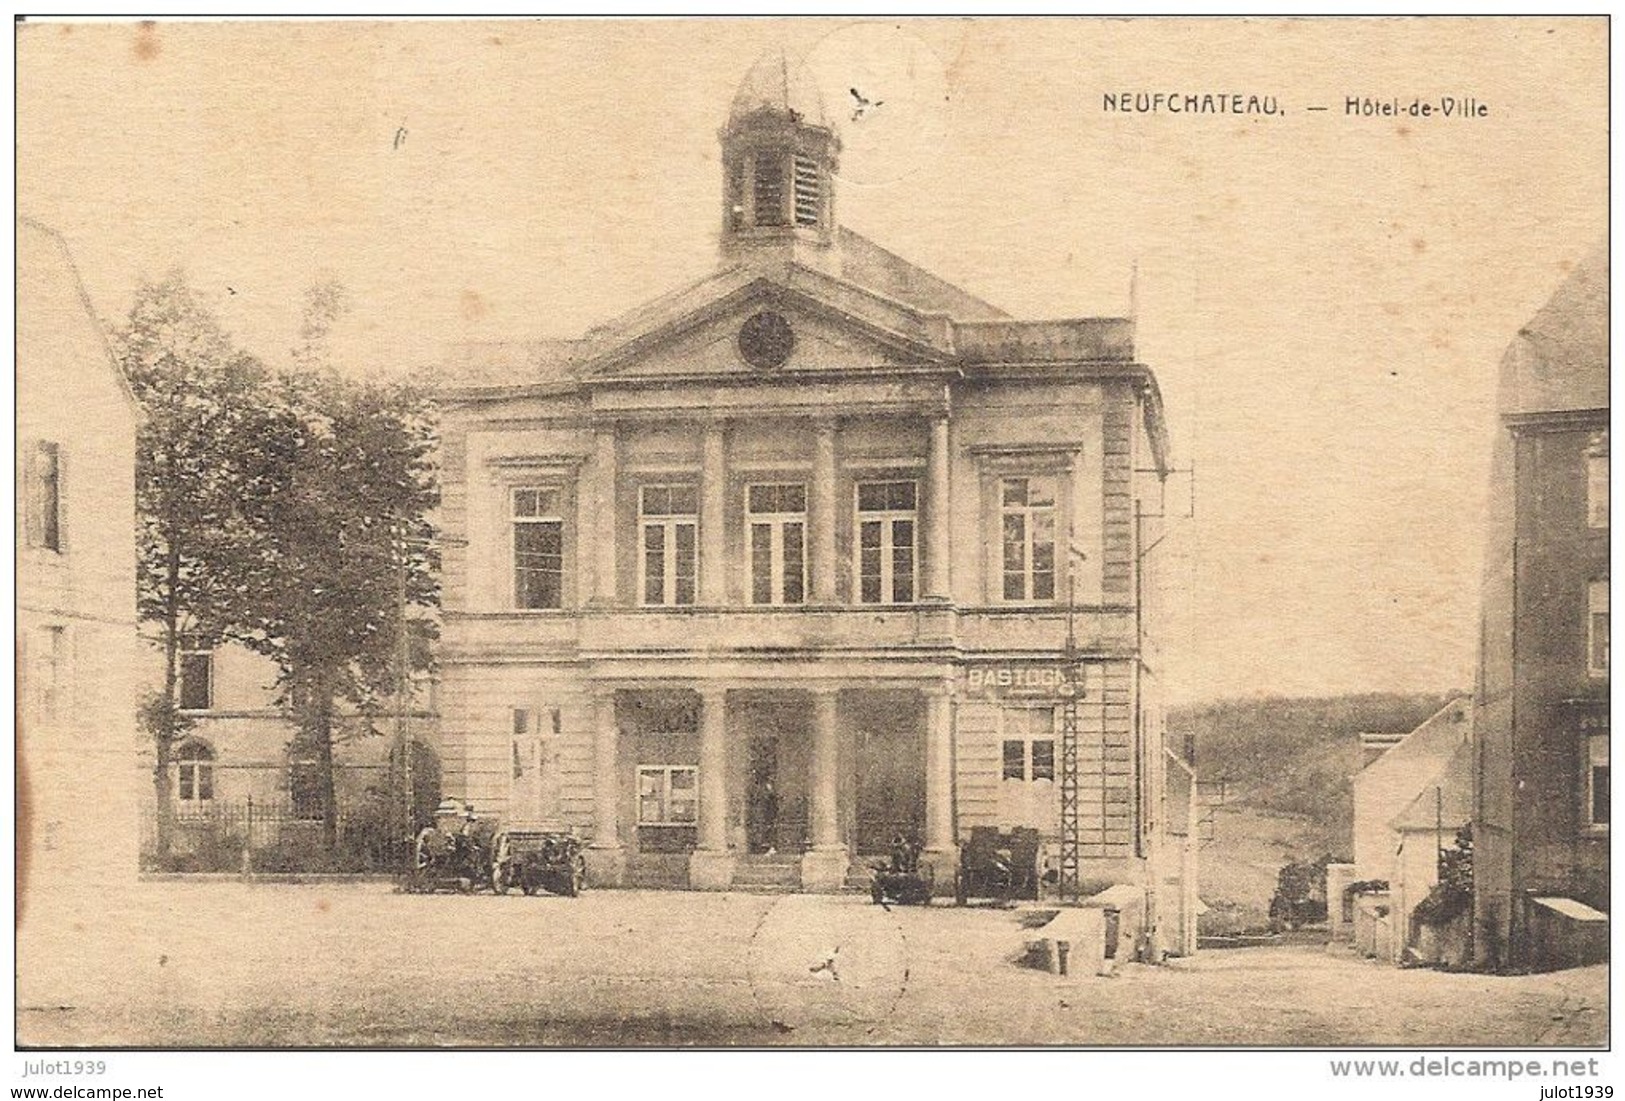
left=49, top=444, right=65, bottom=552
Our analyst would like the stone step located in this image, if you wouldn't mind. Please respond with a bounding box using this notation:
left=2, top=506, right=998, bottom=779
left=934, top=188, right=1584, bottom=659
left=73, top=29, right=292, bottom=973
left=732, top=869, right=802, bottom=887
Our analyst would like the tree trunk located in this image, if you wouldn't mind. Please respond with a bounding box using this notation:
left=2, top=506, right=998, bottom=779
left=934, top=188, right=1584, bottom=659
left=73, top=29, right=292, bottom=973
left=317, top=693, right=338, bottom=852
left=296, top=670, right=340, bottom=853
left=152, top=534, right=182, bottom=862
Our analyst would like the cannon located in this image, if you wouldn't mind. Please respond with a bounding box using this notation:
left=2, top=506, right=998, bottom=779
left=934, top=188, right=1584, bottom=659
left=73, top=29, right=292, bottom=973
left=870, top=834, right=934, bottom=907
left=492, top=828, right=587, bottom=897
left=954, top=826, right=1040, bottom=905
left=405, top=799, right=501, bottom=894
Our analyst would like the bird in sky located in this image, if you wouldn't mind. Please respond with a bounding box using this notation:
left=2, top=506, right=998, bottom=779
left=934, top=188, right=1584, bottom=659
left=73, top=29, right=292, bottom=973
left=850, top=88, right=884, bottom=121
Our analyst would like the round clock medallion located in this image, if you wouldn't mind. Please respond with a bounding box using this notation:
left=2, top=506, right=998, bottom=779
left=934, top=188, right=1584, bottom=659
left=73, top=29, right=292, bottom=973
left=739, top=311, right=794, bottom=369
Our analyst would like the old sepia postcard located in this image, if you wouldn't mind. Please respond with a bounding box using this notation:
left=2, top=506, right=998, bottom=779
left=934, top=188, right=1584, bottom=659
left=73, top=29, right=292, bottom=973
left=11, top=13, right=1610, bottom=1090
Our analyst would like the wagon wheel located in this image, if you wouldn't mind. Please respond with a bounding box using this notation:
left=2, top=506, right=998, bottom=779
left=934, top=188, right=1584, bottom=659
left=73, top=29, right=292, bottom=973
left=491, top=834, right=512, bottom=895
left=915, top=865, right=935, bottom=907
left=413, top=827, right=435, bottom=873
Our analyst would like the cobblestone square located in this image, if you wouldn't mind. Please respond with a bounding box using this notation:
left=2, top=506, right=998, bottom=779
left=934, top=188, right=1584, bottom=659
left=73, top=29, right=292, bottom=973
left=16, top=881, right=1606, bottom=1048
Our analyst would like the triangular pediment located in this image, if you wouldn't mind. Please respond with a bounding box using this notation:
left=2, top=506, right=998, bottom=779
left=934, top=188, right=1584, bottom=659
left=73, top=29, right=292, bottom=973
left=578, top=270, right=955, bottom=381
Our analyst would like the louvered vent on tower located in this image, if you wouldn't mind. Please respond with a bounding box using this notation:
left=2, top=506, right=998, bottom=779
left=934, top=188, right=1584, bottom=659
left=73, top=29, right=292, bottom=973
left=754, top=157, right=787, bottom=227
left=793, top=155, right=820, bottom=227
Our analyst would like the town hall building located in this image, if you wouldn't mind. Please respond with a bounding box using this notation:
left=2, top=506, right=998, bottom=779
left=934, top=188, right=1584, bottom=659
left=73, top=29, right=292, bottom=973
left=435, top=54, right=1188, bottom=946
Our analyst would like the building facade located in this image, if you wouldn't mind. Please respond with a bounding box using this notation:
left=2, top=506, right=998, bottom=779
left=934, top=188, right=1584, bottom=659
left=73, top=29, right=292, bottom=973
left=1473, top=247, right=1609, bottom=970
left=17, top=216, right=144, bottom=892
left=435, top=57, right=1182, bottom=939
left=1337, top=698, right=1472, bottom=963
left=139, top=639, right=441, bottom=868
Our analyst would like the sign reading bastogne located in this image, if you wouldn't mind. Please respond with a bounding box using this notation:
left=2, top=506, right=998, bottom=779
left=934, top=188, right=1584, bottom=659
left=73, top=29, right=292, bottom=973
left=962, top=663, right=1088, bottom=699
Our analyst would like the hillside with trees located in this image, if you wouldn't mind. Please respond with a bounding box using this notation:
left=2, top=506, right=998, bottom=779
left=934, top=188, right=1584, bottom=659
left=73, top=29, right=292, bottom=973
left=1173, top=691, right=1459, bottom=854
left=1172, top=692, right=1461, bottom=933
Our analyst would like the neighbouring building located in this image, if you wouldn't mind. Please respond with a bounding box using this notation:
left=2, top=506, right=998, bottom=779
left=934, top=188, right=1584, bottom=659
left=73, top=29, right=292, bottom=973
left=433, top=55, right=1185, bottom=946
left=1473, top=246, right=1609, bottom=971
left=139, top=639, right=441, bottom=870
left=16, top=216, right=144, bottom=894
left=1337, top=698, right=1473, bottom=963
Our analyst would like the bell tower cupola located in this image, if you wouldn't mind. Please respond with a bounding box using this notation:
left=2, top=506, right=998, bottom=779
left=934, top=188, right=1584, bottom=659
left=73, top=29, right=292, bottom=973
left=720, top=50, right=841, bottom=262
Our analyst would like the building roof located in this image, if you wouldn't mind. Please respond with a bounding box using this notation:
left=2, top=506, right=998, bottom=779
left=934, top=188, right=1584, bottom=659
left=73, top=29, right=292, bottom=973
left=835, top=228, right=1010, bottom=322
left=437, top=338, right=583, bottom=390
left=437, top=56, right=1172, bottom=473
left=17, top=215, right=144, bottom=417
left=729, top=49, right=826, bottom=128
left=1358, top=696, right=1471, bottom=780
left=1498, top=243, right=1608, bottom=417
left=1391, top=739, right=1473, bottom=833
left=1355, top=697, right=1473, bottom=841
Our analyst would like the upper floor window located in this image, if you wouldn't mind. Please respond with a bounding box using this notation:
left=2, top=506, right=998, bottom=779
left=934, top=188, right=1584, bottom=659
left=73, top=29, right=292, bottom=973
left=24, top=440, right=61, bottom=552
left=1588, top=579, right=1609, bottom=677
left=640, top=485, right=698, bottom=607
left=1587, top=431, right=1608, bottom=529
left=176, top=738, right=215, bottom=806
left=513, top=487, right=565, bottom=610
left=1587, top=733, right=1610, bottom=830
left=1001, top=475, right=1058, bottom=601
left=747, top=483, right=806, bottom=606
left=178, top=634, right=214, bottom=712
left=856, top=481, right=917, bottom=605
left=753, top=156, right=787, bottom=227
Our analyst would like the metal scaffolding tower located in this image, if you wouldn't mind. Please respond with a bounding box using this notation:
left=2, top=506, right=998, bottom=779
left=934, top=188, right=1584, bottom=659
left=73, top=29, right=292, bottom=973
left=1058, top=569, right=1082, bottom=903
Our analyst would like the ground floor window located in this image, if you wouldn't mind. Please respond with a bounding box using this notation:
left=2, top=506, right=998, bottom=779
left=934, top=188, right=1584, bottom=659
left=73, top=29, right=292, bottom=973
left=176, top=739, right=215, bottom=806
left=1001, top=707, right=1057, bottom=781
left=638, top=765, right=698, bottom=825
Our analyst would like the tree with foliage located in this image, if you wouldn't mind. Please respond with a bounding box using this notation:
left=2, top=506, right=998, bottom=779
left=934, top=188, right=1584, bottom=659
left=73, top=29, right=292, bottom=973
left=1413, top=824, right=1474, bottom=927
left=117, top=272, right=276, bottom=861
left=123, top=273, right=438, bottom=860
left=227, top=287, right=439, bottom=849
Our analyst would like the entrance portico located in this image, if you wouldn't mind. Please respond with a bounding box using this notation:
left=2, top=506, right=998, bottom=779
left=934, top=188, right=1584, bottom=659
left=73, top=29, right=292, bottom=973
left=584, top=678, right=950, bottom=890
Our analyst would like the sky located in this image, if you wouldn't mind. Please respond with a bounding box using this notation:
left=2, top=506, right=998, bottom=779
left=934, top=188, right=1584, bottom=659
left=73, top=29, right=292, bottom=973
left=16, top=17, right=1608, bottom=706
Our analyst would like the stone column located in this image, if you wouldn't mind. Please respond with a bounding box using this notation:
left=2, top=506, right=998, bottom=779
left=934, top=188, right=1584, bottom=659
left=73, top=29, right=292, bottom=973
left=802, top=686, right=849, bottom=891
left=585, top=686, right=624, bottom=886
left=922, top=683, right=957, bottom=882
left=690, top=684, right=735, bottom=889
left=925, top=415, right=951, bottom=600
left=811, top=419, right=838, bottom=604
left=701, top=423, right=727, bottom=606
left=593, top=425, right=618, bottom=605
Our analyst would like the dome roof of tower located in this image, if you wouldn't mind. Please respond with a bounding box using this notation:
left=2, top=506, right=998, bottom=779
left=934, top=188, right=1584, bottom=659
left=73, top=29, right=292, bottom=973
left=728, top=49, right=827, bottom=128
